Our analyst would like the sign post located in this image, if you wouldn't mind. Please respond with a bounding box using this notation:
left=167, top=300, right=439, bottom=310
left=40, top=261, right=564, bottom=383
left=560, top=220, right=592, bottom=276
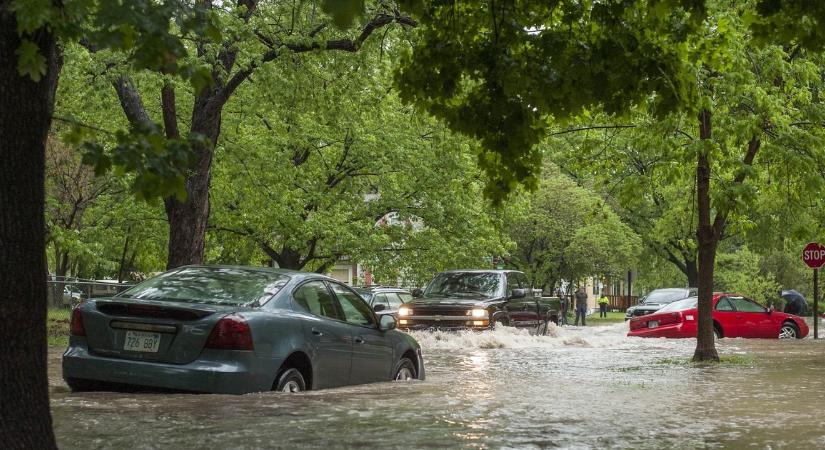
left=801, top=242, right=825, bottom=339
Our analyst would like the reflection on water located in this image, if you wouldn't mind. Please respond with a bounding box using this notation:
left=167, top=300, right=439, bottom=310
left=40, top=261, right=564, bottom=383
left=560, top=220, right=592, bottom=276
left=50, top=322, right=825, bottom=449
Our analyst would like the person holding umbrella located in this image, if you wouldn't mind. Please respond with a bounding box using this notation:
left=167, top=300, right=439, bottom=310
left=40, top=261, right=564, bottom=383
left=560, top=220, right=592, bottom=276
left=780, top=289, right=808, bottom=316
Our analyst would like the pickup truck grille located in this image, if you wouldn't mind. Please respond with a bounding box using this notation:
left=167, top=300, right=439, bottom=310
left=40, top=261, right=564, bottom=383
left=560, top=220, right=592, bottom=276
left=409, top=307, right=470, bottom=317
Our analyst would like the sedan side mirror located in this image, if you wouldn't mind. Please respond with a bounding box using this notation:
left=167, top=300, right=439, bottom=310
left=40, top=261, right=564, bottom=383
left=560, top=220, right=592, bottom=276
left=510, top=288, right=526, bottom=299
left=373, top=304, right=386, bottom=312
left=767, top=305, right=773, bottom=314
left=378, top=314, right=397, bottom=331
left=412, top=288, right=423, bottom=298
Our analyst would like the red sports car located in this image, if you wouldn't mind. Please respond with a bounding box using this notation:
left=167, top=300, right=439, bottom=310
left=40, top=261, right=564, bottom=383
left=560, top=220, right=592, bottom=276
left=628, top=293, right=809, bottom=339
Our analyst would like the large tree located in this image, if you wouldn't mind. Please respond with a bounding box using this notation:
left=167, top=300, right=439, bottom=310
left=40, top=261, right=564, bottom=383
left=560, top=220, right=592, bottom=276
left=2, top=0, right=227, bottom=445
left=541, top=2, right=825, bottom=358
left=81, top=0, right=416, bottom=269
left=211, top=45, right=508, bottom=280
left=1, top=5, right=60, bottom=447
left=505, top=164, right=641, bottom=291
left=549, top=122, right=701, bottom=286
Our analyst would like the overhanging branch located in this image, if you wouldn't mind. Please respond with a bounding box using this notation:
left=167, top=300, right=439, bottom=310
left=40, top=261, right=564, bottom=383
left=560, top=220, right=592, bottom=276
left=221, top=13, right=417, bottom=99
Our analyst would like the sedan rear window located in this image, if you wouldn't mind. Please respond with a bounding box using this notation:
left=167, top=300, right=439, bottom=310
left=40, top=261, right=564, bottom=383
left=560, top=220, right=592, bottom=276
left=117, top=267, right=290, bottom=306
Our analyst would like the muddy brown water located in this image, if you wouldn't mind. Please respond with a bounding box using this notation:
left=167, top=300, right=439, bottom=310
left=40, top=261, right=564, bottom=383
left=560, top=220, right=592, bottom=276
left=49, top=322, right=825, bottom=449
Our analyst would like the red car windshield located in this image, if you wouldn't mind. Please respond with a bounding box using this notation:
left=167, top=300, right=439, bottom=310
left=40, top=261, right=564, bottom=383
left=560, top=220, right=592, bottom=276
left=642, top=289, right=689, bottom=304
left=657, top=297, right=698, bottom=312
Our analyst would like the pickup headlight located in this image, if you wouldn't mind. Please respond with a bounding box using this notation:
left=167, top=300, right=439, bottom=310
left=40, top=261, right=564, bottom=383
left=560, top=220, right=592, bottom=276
left=398, top=306, right=412, bottom=317
left=470, top=308, right=488, bottom=318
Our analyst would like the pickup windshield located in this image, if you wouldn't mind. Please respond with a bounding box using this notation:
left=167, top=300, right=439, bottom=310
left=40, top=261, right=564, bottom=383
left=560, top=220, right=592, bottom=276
left=424, top=272, right=501, bottom=299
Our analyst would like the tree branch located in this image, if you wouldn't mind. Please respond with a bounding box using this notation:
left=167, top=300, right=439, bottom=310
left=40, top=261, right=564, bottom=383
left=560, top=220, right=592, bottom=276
left=113, top=76, right=152, bottom=126
left=220, top=13, right=417, bottom=100
left=161, top=84, right=180, bottom=139
left=549, top=125, right=636, bottom=136
left=712, top=136, right=761, bottom=236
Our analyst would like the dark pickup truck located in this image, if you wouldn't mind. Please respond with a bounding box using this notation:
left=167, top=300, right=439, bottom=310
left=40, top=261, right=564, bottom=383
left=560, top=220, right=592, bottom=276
left=396, top=270, right=558, bottom=334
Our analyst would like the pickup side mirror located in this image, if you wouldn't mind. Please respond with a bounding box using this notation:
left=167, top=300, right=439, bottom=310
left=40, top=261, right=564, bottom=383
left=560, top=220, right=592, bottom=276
left=373, top=304, right=386, bottom=312
left=412, top=288, right=423, bottom=298
left=378, top=314, right=396, bottom=331
left=510, top=288, right=526, bottom=299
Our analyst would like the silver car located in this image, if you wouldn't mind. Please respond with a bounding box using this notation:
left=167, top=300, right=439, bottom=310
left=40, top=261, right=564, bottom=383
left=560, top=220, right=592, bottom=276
left=62, top=284, right=85, bottom=306
left=63, top=265, right=424, bottom=394
left=625, top=287, right=697, bottom=321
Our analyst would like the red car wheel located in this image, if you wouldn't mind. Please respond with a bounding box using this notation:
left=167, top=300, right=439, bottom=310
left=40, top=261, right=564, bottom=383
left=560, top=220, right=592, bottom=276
left=779, top=322, right=800, bottom=339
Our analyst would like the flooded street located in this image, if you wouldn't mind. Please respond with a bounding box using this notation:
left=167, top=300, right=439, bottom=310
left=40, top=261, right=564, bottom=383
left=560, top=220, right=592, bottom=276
left=49, top=322, right=825, bottom=449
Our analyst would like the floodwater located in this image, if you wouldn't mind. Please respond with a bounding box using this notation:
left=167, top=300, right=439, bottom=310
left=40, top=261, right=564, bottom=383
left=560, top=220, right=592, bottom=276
left=49, top=321, right=825, bottom=449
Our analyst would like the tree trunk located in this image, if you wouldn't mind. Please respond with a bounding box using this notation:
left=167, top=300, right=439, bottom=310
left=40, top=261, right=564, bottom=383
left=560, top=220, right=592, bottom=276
left=685, top=258, right=698, bottom=288
left=0, top=8, right=59, bottom=448
left=164, top=93, right=220, bottom=269
left=117, top=232, right=130, bottom=283
left=693, top=110, right=719, bottom=362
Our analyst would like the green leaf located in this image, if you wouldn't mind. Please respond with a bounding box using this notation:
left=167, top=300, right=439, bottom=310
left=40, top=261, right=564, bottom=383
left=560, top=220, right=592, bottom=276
left=15, top=39, right=47, bottom=81
left=321, top=0, right=366, bottom=29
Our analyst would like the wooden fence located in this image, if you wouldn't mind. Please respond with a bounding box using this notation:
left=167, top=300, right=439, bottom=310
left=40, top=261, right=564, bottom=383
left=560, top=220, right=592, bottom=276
left=606, top=294, right=638, bottom=311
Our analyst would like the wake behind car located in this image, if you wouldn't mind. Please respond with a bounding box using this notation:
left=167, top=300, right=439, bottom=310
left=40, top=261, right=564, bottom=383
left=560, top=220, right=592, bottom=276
left=624, top=287, right=697, bottom=320
left=627, top=294, right=808, bottom=339
left=397, top=270, right=558, bottom=333
left=63, top=265, right=424, bottom=394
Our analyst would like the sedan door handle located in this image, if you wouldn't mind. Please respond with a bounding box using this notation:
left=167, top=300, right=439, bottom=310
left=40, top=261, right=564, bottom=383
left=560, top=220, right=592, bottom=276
left=354, top=336, right=364, bottom=344
left=311, top=328, right=323, bottom=336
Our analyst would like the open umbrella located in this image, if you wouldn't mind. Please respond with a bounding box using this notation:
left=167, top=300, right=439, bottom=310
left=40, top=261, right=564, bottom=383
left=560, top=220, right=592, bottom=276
left=781, top=289, right=808, bottom=316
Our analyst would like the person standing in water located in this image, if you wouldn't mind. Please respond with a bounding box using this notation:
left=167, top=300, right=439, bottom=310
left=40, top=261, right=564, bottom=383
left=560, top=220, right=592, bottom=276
left=575, top=287, right=588, bottom=326
left=559, top=294, right=569, bottom=325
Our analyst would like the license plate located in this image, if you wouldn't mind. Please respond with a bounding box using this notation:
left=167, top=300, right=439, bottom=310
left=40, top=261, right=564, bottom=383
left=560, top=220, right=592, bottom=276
left=124, top=330, right=161, bottom=353
left=648, top=320, right=659, bottom=329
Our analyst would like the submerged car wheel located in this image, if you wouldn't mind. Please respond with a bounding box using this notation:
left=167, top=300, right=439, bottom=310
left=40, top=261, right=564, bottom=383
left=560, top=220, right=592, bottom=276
left=393, top=358, right=417, bottom=381
left=275, top=368, right=306, bottom=393
left=65, top=377, right=100, bottom=392
left=537, top=319, right=552, bottom=336
left=779, top=322, right=800, bottom=339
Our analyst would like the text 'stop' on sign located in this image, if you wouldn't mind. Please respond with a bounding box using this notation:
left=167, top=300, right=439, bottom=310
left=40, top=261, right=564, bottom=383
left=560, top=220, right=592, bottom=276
left=802, top=242, right=825, bottom=269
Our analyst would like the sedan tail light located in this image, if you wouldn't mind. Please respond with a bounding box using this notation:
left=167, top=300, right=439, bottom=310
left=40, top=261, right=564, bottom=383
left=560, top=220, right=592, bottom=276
left=657, top=312, right=683, bottom=326
left=70, top=308, right=86, bottom=336
left=205, top=314, right=254, bottom=351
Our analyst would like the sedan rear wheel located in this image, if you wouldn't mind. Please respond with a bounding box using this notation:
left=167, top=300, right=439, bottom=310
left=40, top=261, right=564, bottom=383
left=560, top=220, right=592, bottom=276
left=393, top=358, right=417, bottom=381
left=779, top=323, right=800, bottom=339
left=275, top=368, right=306, bottom=393
left=65, top=377, right=100, bottom=392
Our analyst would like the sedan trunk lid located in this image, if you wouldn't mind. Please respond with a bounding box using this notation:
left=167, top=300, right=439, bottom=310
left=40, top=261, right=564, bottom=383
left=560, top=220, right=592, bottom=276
left=82, top=298, right=241, bottom=364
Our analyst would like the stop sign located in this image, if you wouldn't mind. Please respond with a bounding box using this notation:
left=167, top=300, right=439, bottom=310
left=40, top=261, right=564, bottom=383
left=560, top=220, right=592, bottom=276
left=802, top=242, right=825, bottom=268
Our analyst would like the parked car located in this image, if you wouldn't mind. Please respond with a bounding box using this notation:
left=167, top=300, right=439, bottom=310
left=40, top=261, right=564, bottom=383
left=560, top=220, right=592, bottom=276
left=63, top=265, right=424, bottom=394
left=627, top=294, right=809, bottom=339
left=396, top=270, right=558, bottom=334
left=624, top=287, right=697, bottom=320
left=62, top=284, right=85, bottom=306
left=353, top=286, right=414, bottom=316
